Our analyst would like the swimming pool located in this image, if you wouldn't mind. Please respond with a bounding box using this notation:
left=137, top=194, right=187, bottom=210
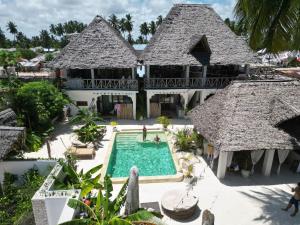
left=106, top=132, right=177, bottom=178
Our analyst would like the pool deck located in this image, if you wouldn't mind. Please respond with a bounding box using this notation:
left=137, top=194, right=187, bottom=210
left=24, top=119, right=300, bottom=225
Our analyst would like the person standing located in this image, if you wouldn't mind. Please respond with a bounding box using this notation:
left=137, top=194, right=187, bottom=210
left=282, top=182, right=300, bottom=217
left=143, top=125, right=147, bottom=141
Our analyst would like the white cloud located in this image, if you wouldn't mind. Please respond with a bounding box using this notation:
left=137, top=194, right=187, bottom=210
left=0, top=0, right=235, bottom=39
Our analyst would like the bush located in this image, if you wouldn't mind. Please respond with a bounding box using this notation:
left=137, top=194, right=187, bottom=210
left=15, top=81, right=69, bottom=132
left=17, top=48, right=37, bottom=60
left=74, top=123, right=106, bottom=145
left=45, top=53, right=54, bottom=61
left=156, top=116, right=171, bottom=129
left=0, top=169, right=45, bottom=225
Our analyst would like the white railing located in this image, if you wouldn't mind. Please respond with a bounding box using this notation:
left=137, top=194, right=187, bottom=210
left=65, top=78, right=138, bottom=91
left=144, top=77, right=237, bottom=89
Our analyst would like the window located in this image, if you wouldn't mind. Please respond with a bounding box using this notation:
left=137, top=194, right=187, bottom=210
left=76, top=101, right=88, bottom=106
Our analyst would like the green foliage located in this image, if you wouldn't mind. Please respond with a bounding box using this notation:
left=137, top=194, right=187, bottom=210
left=45, top=53, right=54, bottom=61
left=55, top=160, right=102, bottom=197
left=18, top=48, right=37, bottom=60
left=0, top=50, right=20, bottom=69
left=15, top=81, right=69, bottom=132
left=234, top=0, right=300, bottom=52
left=60, top=175, right=160, bottom=225
left=25, top=131, right=43, bottom=152
left=175, top=129, right=194, bottom=152
left=156, top=116, right=171, bottom=129
left=0, top=169, right=45, bottom=225
left=110, top=121, right=119, bottom=126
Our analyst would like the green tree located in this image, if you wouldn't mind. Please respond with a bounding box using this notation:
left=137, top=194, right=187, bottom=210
left=140, top=22, right=149, bottom=41
left=6, top=21, right=18, bottom=41
left=15, top=81, right=69, bottom=132
left=124, top=14, right=133, bottom=36
left=135, top=35, right=145, bottom=44
left=156, top=15, right=163, bottom=26
left=39, top=30, right=52, bottom=50
left=16, top=32, right=31, bottom=48
left=0, top=28, right=6, bottom=48
left=119, top=18, right=127, bottom=37
left=108, top=14, right=120, bottom=30
left=45, top=53, right=54, bottom=61
left=31, top=36, right=41, bottom=47
left=127, top=33, right=134, bottom=45
left=149, top=21, right=156, bottom=35
left=234, top=0, right=300, bottom=52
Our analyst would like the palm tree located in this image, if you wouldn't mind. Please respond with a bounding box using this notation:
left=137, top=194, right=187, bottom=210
left=39, top=30, right=52, bottom=50
left=0, top=28, right=6, bottom=47
left=6, top=21, right=18, bottom=41
left=149, top=21, right=156, bottom=35
left=140, top=22, right=150, bottom=41
left=59, top=175, right=162, bottom=225
left=156, top=15, right=163, bottom=26
left=234, top=0, right=300, bottom=52
left=108, top=14, right=120, bottom=31
left=124, top=14, right=133, bottom=36
left=49, top=24, right=57, bottom=35
left=119, top=18, right=127, bottom=37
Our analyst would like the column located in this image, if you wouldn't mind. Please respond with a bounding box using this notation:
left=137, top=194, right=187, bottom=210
left=202, top=65, right=207, bottom=87
left=217, top=151, right=228, bottom=179
left=244, top=64, right=250, bottom=76
left=132, top=67, right=135, bottom=79
left=146, top=92, right=151, bottom=118
left=131, top=93, right=136, bottom=120
left=146, top=65, right=150, bottom=78
left=185, top=65, right=190, bottom=87
left=91, top=69, right=95, bottom=88
left=262, top=150, right=275, bottom=176
left=181, top=93, right=189, bottom=111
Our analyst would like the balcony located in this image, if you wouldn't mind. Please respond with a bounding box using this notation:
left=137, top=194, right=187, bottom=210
left=144, top=77, right=237, bottom=89
left=64, top=78, right=138, bottom=91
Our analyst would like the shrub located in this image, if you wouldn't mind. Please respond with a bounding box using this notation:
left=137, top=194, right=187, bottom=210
left=175, top=129, right=194, bottom=152
left=156, top=116, right=171, bottom=129
left=110, top=121, right=118, bottom=126
left=15, top=81, right=69, bottom=132
left=74, top=123, right=106, bottom=146
left=45, top=53, right=54, bottom=61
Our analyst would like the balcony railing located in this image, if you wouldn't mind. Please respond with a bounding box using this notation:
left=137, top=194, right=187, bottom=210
left=144, top=77, right=237, bottom=89
left=64, top=78, right=138, bottom=91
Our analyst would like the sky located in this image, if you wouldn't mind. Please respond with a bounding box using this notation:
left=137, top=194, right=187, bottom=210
left=0, top=0, right=236, bottom=39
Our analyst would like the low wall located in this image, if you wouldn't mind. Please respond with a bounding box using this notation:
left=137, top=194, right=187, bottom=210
left=0, top=160, right=56, bottom=184
left=31, top=163, right=80, bottom=225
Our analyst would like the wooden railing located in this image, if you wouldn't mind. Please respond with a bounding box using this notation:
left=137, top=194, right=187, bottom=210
left=144, top=77, right=237, bottom=89
left=64, top=79, right=138, bottom=91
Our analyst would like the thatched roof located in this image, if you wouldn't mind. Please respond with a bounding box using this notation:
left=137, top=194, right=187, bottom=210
left=188, top=80, right=300, bottom=152
left=0, top=108, right=17, bottom=126
left=0, top=126, right=25, bottom=159
left=48, top=16, right=138, bottom=69
left=141, top=4, right=256, bottom=66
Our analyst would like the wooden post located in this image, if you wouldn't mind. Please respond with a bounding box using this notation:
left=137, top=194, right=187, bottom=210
left=146, top=65, right=150, bottom=78
left=91, top=69, right=95, bottom=88
left=132, top=67, right=135, bottom=79
left=202, top=66, right=207, bottom=87
left=185, top=65, right=190, bottom=87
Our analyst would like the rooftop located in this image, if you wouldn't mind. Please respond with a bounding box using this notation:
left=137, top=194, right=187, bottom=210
left=189, top=80, right=300, bottom=152
left=141, top=4, right=257, bottom=66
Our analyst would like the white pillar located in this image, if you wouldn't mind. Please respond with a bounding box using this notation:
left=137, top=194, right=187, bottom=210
left=202, top=66, right=207, bottom=87
left=217, top=151, right=228, bottom=179
left=185, top=65, right=190, bottom=87
left=146, top=65, right=150, bottom=78
left=181, top=93, right=189, bottom=111
left=131, top=94, right=136, bottom=120
left=244, top=64, right=250, bottom=76
left=146, top=92, right=151, bottom=118
left=262, top=150, right=275, bottom=176
left=200, top=90, right=206, bottom=104
left=91, top=69, right=95, bottom=88
left=132, top=67, right=135, bottom=79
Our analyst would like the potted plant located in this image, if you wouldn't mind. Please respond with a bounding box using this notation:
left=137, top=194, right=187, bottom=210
left=156, top=116, right=171, bottom=130
left=110, top=121, right=118, bottom=132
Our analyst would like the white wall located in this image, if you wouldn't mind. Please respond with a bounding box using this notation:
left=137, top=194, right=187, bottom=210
left=0, top=160, right=56, bottom=184
left=45, top=198, right=69, bottom=225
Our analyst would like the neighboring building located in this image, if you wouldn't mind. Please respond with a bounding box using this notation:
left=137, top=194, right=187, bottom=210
left=189, top=80, right=300, bottom=179
left=140, top=4, right=256, bottom=118
left=48, top=16, right=138, bottom=119
left=0, top=108, right=26, bottom=159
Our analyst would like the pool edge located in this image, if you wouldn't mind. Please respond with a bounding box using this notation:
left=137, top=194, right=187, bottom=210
left=101, top=130, right=184, bottom=184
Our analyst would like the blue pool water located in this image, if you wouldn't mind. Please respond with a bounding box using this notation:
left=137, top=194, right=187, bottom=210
left=106, top=132, right=177, bottom=178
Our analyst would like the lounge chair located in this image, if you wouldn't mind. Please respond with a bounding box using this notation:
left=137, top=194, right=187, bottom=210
left=68, top=146, right=95, bottom=159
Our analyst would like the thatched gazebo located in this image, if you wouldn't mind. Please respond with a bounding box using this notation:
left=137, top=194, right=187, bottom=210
left=140, top=4, right=257, bottom=118
left=48, top=16, right=139, bottom=119
left=188, top=80, right=300, bottom=178
left=0, top=108, right=26, bottom=159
